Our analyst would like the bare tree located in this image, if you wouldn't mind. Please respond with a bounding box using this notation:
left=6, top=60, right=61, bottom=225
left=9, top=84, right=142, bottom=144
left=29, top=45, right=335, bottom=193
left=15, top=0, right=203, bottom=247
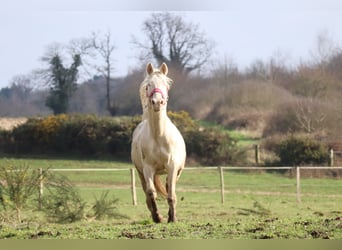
left=294, top=99, right=327, bottom=134
left=91, top=31, right=117, bottom=115
left=133, top=12, right=214, bottom=74
left=311, top=30, right=339, bottom=65
left=211, top=56, right=241, bottom=85
left=246, top=59, right=269, bottom=81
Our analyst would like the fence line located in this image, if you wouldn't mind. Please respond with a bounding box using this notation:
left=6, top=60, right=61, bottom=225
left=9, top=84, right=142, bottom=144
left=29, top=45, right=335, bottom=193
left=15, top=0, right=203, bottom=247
left=252, top=145, right=340, bottom=166
left=37, top=166, right=342, bottom=206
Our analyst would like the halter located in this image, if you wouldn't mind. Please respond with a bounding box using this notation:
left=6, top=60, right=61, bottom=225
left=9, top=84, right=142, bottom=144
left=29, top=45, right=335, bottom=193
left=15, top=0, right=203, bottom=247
left=147, top=88, right=167, bottom=100
left=145, top=72, right=172, bottom=103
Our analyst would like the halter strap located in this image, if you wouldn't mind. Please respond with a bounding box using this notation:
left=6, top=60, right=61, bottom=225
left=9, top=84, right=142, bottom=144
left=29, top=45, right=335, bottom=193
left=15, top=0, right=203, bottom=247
left=147, top=88, right=167, bottom=100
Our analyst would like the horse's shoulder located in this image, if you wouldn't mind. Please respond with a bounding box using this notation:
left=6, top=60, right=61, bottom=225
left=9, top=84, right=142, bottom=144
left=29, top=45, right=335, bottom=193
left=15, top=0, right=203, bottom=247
left=132, top=120, right=147, bottom=138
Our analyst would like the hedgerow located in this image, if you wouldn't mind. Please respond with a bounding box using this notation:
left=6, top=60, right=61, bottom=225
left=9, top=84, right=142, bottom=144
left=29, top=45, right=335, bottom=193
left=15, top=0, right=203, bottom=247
left=0, top=112, right=243, bottom=165
left=0, top=114, right=139, bottom=157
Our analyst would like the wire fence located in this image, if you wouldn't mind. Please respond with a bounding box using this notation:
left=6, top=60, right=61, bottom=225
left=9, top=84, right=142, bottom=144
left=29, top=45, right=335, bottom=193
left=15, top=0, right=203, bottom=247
left=37, top=166, right=342, bottom=206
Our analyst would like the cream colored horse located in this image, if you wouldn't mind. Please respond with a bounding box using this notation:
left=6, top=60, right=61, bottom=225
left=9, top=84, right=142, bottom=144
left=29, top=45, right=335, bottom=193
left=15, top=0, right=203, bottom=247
left=131, top=63, right=186, bottom=223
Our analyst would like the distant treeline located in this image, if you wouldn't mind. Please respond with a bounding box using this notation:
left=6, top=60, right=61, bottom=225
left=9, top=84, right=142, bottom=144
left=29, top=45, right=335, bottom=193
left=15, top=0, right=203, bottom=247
left=1, top=50, right=342, bottom=142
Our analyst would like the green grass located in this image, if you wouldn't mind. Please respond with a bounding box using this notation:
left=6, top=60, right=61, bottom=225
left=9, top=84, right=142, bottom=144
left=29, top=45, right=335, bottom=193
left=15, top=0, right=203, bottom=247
left=228, top=130, right=260, bottom=147
left=198, top=120, right=260, bottom=147
left=0, top=193, right=341, bottom=239
left=0, top=157, right=341, bottom=239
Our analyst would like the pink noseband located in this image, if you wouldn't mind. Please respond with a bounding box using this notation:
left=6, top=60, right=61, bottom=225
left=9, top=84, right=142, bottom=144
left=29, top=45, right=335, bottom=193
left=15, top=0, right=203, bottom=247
left=147, top=88, right=167, bottom=100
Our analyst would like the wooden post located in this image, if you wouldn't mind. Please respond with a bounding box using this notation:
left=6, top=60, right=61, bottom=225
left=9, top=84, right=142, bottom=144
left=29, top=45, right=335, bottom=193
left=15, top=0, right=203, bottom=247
left=130, top=168, right=137, bottom=206
left=255, top=144, right=260, bottom=166
left=329, top=148, right=334, bottom=167
left=38, top=168, right=44, bottom=210
left=218, top=167, right=224, bottom=204
left=296, top=167, right=301, bottom=203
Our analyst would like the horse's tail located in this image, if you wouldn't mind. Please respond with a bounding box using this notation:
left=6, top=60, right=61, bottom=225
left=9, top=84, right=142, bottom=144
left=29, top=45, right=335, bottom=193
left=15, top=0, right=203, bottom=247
left=154, top=175, right=168, bottom=199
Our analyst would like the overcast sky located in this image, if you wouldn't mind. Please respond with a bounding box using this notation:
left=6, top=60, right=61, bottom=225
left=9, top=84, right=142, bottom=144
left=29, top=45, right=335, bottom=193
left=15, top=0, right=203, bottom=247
left=1, top=0, right=342, bottom=88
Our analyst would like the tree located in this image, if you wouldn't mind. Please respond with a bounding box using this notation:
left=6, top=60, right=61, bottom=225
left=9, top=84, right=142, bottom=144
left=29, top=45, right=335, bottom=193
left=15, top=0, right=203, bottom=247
left=0, top=74, right=48, bottom=116
left=45, top=54, right=81, bottom=114
left=133, top=12, right=214, bottom=74
left=90, top=31, right=117, bottom=115
left=245, top=59, right=269, bottom=81
left=68, top=31, right=118, bottom=115
left=211, top=56, right=241, bottom=84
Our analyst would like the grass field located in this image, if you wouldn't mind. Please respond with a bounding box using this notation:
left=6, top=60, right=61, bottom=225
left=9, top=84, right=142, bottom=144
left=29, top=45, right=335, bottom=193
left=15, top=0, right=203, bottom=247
left=0, top=156, right=341, bottom=239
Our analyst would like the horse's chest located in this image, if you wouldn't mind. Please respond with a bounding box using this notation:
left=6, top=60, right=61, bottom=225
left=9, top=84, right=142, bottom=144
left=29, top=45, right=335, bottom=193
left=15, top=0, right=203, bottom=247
left=143, top=141, right=170, bottom=166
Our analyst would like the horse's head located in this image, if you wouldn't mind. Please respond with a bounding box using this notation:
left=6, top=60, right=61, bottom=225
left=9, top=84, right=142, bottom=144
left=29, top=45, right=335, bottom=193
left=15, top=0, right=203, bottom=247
left=144, top=63, right=173, bottom=112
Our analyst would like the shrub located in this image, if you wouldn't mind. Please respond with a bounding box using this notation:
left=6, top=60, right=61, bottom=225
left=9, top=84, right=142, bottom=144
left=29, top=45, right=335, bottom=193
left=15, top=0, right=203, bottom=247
left=91, top=191, right=128, bottom=220
left=42, top=173, right=86, bottom=223
left=0, top=163, right=40, bottom=222
left=274, top=135, right=329, bottom=166
left=263, top=99, right=339, bottom=137
left=1, top=114, right=140, bottom=158
left=183, top=127, right=244, bottom=165
left=168, top=110, right=198, bottom=132
left=39, top=172, right=128, bottom=223
left=168, top=110, right=245, bottom=165
left=0, top=112, right=244, bottom=165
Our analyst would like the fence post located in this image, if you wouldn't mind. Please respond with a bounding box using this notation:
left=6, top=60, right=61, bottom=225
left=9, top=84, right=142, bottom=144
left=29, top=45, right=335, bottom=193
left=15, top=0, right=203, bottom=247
left=218, top=167, right=224, bottom=204
left=130, top=168, right=137, bottom=206
left=329, top=148, right=334, bottom=167
left=255, top=144, right=260, bottom=166
left=296, top=166, right=301, bottom=203
left=38, top=168, right=44, bottom=210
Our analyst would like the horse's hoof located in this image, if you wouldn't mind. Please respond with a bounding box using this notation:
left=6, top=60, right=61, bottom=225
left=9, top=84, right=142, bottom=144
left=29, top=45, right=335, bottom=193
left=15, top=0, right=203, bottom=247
left=152, top=214, right=163, bottom=223
left=167, top=217, right=177, bottom=223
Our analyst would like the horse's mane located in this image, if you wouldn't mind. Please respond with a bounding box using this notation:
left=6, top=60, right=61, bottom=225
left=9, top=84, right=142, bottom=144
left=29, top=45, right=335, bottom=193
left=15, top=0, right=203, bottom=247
left=139, top=70, right=173, bottom=120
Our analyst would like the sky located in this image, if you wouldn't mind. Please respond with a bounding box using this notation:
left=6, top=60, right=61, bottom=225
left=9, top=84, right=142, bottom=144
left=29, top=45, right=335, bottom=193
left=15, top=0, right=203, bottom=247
left=1, top=0, right=342, bottom=88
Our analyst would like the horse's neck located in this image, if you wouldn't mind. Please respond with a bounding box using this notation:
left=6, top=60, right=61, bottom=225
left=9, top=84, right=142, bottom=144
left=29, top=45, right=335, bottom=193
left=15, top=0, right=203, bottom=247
left=148, top=110, right=168, bottom=139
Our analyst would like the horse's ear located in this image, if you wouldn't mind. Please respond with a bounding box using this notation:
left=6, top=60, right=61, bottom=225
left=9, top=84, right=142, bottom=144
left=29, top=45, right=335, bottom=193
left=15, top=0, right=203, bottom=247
left=146, top=63, right=154, bottom=75
left=159, top=63, right=168, bottom=75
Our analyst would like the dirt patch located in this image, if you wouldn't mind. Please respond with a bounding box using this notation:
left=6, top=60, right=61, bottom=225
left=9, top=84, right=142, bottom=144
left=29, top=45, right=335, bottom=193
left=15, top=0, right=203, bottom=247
left=0, top=117, right=27, bottom=130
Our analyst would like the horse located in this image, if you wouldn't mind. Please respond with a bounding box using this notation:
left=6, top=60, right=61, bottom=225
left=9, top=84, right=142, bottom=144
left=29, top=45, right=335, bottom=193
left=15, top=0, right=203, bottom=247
left=131, top=63, right=186, bottom=223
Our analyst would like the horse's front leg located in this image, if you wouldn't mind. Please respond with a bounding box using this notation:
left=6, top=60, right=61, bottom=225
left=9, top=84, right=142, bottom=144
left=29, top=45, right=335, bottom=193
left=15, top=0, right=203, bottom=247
left=143, top=167, right=163, bottom=223
left=167, top=169, right=179, bottom=223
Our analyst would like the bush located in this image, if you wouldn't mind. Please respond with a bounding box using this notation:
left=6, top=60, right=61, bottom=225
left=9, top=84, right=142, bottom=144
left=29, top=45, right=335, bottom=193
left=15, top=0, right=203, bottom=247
left=1, top=114, right=140, bottom=158
left=274, top=135, right=329, bottom=166
left=91, top=191, right=128, bottom=220
left=263, top=99, right=339, bottom=137
left=168, top=111, right=245, bottom=165
left=0, top=163, right=40, bottom=222
left=0, top=112, right=244, bottom=165
left=167, top=110, right=198, bottom=132
left=185, top=128, right=243, bottom=165
left=36, top=171, right=127, bottom=223
left=42, top=173, right=86, bottom=223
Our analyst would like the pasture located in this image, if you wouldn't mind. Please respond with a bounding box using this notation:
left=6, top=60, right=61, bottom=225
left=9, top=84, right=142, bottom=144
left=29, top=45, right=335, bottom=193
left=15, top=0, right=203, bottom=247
left=0, top=157, right=341, bottom=239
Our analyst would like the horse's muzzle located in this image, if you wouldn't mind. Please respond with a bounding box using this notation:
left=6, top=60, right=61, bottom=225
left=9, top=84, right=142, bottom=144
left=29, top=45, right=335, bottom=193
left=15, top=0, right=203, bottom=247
left=151, top=98, right=165, bottom=112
